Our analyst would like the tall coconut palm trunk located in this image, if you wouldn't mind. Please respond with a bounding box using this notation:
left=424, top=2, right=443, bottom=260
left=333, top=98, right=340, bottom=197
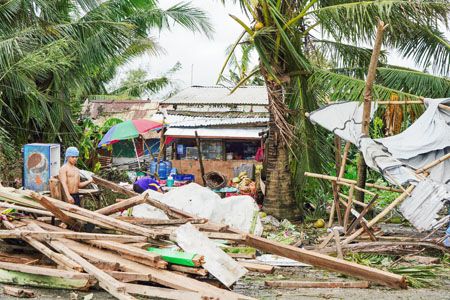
left=263, top=80, right=299, bottom=220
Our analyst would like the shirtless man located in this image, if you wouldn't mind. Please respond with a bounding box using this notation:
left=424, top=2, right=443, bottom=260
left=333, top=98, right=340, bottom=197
left=59, top=147, right=93, bottom=206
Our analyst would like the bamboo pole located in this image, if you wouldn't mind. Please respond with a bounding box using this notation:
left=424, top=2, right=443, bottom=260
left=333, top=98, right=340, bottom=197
left=304, top=172, right=376, bottom=196
left=132, top=138, right=141, bottom=170
left=343, top=184, right=354, bottom=231
left=195, top=131, right=206, bottom=186
left=331, top=135, right=343, bottom=226
left=304, top=172, right=402, bottom=193
left=415, top=153, right=450, bottom=174
left=342, top=185, right=414, bottom=245
left=345, top=194, right=379, bottom=235
left=356, top=20, right=388, bottom=203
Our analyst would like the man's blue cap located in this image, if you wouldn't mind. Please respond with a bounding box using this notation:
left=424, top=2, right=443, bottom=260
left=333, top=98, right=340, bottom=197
left=65, top=147, right=79, bottom=163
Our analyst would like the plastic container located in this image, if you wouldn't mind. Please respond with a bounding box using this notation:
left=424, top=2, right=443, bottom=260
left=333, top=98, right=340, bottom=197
left=158, top=161, right=168, bottom=179
left=173, top=174, right=195, bottom=181
left=149, top=158, right=157, bottom=175
left=165, top=160, right=172, bottom=173
left=167, top=174, right=174, bottom=187
left=170, top=167, right=177, bottom=175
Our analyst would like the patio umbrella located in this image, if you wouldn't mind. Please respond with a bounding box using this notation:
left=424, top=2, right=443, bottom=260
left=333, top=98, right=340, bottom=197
left=98, top=119, right=163, bottom=168
left=98, top=119, right=163, bottom=148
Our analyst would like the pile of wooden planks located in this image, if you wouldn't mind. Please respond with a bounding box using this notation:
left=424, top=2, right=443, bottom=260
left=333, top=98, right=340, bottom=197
left=0, top=175, right=409, bottom=299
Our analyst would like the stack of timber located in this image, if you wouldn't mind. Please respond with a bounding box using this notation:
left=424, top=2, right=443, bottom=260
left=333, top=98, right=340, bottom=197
left=0, top=176, right=410, bottom=299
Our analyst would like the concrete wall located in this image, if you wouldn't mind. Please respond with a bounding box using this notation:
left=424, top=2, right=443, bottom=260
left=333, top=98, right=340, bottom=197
left=171, top=159, right=259, bottom=184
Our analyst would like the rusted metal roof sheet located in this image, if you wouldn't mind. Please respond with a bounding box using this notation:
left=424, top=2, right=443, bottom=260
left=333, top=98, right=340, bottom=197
left=81, top=99, right=159, bottom=125
left=162, top=86, right=268, bottom=105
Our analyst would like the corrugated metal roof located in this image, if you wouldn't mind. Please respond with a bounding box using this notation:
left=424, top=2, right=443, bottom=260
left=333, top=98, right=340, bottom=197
left=81, top=99, right=159, bottom=125
left=165, top=127, right=265, bottom=139
left=151, top=114, right=268, bottom=128
left=162, top=86, right=268, bottom=105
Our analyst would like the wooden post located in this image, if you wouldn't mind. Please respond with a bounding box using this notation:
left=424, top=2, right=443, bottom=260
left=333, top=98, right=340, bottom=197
left=132, top=138, right=141, bottom=170
left=156, top=117, right=166, bottom=176
left=356, top=20, right=388, bottom=202
left=195, top=131, right=206, bottom=186
left=346, top=194, right=379, bottom=235
left=343, top=184, right=354, bottom=232
left=331, top=136, right=343, bottom=226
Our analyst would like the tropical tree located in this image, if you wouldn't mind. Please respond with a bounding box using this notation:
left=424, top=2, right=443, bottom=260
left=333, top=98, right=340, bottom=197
left=0, top=0, right=211, bottom=148
left=219, top=44, right=264, bottom=86
left=111, top=62, right=182, bottom=98
left=220, top=0, right=450, bottom=219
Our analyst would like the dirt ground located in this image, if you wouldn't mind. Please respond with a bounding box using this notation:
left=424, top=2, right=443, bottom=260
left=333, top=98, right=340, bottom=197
left=1, top=265, right=449, bottom=300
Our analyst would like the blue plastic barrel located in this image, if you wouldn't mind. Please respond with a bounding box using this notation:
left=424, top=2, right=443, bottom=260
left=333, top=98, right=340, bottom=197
left=158, top=161, right=168, bottom=179
left=149, top=158, right=157, bottom=175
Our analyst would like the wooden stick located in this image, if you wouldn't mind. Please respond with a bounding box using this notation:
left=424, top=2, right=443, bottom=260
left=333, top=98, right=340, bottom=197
left=116, top=217, right=206, bottom=226
left=307, top=172, right=402, bottom=193
left=108, top=271, right=150, bottom=283
left=346, top=194, right=379, bottom=235
left=1, top=221, right=82, bottom=272
left=265, top=280, right=370, bottom=288
left=0, top=230, right=148, bottom=243
left=333, top=229, right=343, bottom=259
left=95, top=194, right=147, bottom=216
left=245, top=234, right=406, bottom=289
left=195, top=131, right=206, bottom=186
left=343, top=185, right=414, bottom=245
left=360, top=222, right=377, bottom=242
left=343, top=185, right=354, bottom=231
left=318, top=232, right=334, bottom=249
left=125, top=283, right=207, bottom=300
left=332, top=135, right=343, bottom=226
left=92, top=175, right=137, bottom=197
left=0, top=202, right=53, bottom=216
left=415, top=153, right=450, bottom=174
left=339, top=193, right=367, bottom=208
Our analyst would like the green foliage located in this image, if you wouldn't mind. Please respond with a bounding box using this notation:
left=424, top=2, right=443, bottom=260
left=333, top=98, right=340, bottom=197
left=221, top=0, right=450, bottom=212
left=78, top=118, right=123, bottom=172
left=0, top=0, right=212, bottom=148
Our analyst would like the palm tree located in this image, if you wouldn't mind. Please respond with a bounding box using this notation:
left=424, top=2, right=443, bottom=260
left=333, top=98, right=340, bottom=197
left=220, top=0, right=450, bottom=219
left=0, top=0, right=212, bottom=147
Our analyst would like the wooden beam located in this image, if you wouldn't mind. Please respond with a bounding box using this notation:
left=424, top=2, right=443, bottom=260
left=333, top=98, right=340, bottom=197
left=95, top=194, right=147, bottom=216
left=109, top=271, right=150, bottom=283
left=168, top=265, right=208, bottom=276
left=238, top=262, right=274, bottom=274
left=195, top=131, right=207, bottom=186
left=26, top=223, right=135, bottom=300
left=265, top=280, right=370, bottom=288
left=333, top=229, right=343, bottom=259
left=0, top=202, right=53, bottom=216
left=31, top=193, right=81, bottom=230
left=125, top=283, right=206, bottom=300
left=2, top=285, right=36, bottom=298
left=244, top=234, right=406, bottom=289
left=0, top=230, right=148, bottom=243
left=92, top=175, right=137, bottom=197
left=1, top=221, right=82, bottom=272
left=116, top=217, right=207, bottom=226
left=343, top=185, right=354, bottom=231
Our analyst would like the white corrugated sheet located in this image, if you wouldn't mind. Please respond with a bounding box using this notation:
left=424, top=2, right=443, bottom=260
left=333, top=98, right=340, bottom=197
left=162, top=86, right=268, bottom=105
left=165, top=127, right=265, bottom=139
left=151, top=113, right=268, bottom=127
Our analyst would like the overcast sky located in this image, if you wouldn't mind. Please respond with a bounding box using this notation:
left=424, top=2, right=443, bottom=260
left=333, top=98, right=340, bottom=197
left=109, top=1, right=446, bottom=98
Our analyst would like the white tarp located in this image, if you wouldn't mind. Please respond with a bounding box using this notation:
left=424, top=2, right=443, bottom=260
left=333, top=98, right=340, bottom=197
left=130, top=183, right=264, bottom=235
left=308, top=98, right=450, bottom=231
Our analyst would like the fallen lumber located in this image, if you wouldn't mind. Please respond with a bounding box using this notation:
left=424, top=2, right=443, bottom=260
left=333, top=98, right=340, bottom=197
left=147, top=247, right=203, bottom=267
left=1, top=221, right=82, bottom=272
left=0, top=202, right=53, bottom=216
left=2, top=285, right=36, bottom=298
left=265, top=280, right=370, bottom=288
left=319, top=241, right=449, bottom=255
left=24, top=191, right=170, bottom=239
left=244, top=234, right=407, bottom=289
left=346, top=194, right=379, bottom=235
left=92, top=175, right=136, bottom=197
left=109, top=271, right=150, bottom=283
left=95, top=194, right=148, bottom=216
left=31, top=193, right=81, bottom=230
left=116, top=217, right=206, bottom=226
left=168, top=265, right=208, bottom=276
left=26, top=223, right=136, bottom=300
left=59, top=238, right=253, bottom=300
left=172, top=223, right=247, bottom=288
left=124, top=283, right=207, bottom=300
left=0, top=230, right=148, bottom=243
left=0, top=262, right=95, bottom=290
left=238, top=262, right=274, bottom=274
left=203, top=232, right=245, bottom=241
left=342, top=185, right=415, bottom=245
left=86, top=241, right=167, bottom=269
